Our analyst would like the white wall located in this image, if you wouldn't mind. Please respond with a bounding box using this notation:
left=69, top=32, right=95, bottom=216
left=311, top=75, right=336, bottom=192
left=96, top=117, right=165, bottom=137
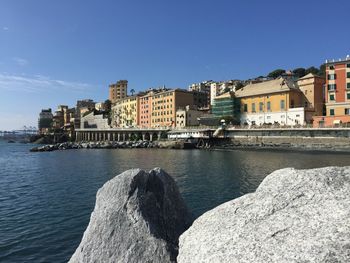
left=240, top=107, right=305, bottom=126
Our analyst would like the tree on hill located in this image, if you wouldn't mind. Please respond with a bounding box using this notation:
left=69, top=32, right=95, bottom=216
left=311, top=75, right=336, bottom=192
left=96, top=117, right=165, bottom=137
left=305, top=66, right=319, bottom=75
left=267, top=69, right=286, bottom=79
left=292, top=68, right=306, bottom=78
left=318, top=64, right=326, bottom=76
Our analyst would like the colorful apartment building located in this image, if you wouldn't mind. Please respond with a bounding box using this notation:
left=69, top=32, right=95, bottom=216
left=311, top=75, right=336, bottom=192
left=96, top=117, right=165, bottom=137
left=151, top=89, right=194, bottom=127
left=112, top=95, right=139, bottom=127
left=139, top=92, right=153, bottom=128
left=235, top=77, right=305, bottom=126
left=313, top=56, right=350, bottom=127
left=109, top=80, right=128, bottom=103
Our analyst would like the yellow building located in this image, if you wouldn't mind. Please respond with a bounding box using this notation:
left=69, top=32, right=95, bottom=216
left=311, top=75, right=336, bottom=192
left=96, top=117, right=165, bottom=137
left=151, top=89, right=194, bottom=127
left=235, top=77, right=305, bottom=125
left=112, top=95, right=139, bottom=127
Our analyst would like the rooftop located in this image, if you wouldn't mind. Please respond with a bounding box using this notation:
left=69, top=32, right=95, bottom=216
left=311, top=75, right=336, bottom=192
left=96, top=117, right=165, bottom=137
left=234, top=77, right=299, bottom=98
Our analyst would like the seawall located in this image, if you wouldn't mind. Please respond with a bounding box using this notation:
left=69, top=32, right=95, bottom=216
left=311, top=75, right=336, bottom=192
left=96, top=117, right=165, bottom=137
left=216, top=128, right=350, bottom=151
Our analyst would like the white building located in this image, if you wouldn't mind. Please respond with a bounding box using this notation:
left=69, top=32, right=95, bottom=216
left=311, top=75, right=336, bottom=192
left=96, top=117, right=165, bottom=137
left=176, top=105, right=204, bottom=128
left=80, top=111, right=110, bottom=129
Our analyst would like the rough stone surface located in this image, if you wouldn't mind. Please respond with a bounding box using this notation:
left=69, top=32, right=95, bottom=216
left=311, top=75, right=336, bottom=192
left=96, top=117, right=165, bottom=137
left=69, top=168, right=193, bottom=263
left=178, top=166, right=350, bottom=263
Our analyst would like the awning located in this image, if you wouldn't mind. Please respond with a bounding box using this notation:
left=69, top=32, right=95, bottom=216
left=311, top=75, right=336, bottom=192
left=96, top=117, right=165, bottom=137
left=333, top=120, right=342, bottom=124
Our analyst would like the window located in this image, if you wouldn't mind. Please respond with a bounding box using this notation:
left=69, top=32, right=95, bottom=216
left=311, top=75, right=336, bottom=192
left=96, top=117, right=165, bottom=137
left=329, top=65, right=334, bottom=70
left=329, top=94, right=335, bottom=101
left=347, top=64, right=350, bottom=68
left=347, top=93, right=350, bottom=100
left=252, top=103, right=256, bottom=112
left=267, top=101, right=271, bottom=111
left=345, top=109, right=350, bottom=115
left=347, top=72, right=350, bottom=78
left=330, top=109, right=335, bottom=116
left=328, top=74, right=336, bottom=80
left=348, top=83, right=350, bottom=90
left=328, top=84, right=337, bottom=91
left=243, top=104, right=248, bottom=112
left=280, top=100, right=285, bottom=110
left=259, top=102, right=264, bottom=112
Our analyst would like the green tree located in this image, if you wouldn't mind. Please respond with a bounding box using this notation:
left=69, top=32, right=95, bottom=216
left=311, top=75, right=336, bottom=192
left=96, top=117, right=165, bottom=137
left=130, top=89, right=135, bottom=96
left=305, top=66, right=319, bottom=75
left=235, top=82, right=244, bottom=90
left=267, top=69, right=286, bottom=79
left=292, top=67, right=306, bottom=78
left=104, top=99, right=112, bottom=113
left=318, top=64, right=326, bottom=76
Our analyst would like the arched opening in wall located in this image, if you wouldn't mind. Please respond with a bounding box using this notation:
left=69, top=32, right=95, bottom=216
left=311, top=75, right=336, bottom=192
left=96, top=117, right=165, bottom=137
left=129, top=133, right=137, bottom=141
left=136, top=132, right=142, bottom=141
left=152, top=132, right=158, bottom=141
left=144, top=132, right=150, bottom=141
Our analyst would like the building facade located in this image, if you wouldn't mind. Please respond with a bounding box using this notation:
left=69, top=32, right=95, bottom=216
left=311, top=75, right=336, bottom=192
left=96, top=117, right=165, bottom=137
left=151, top=89, right=194, bottom=127
left=313, top=56, right=350, bottom=127
left=235, top=77, right=306, bottom=126
left=176, top=105, right=203, bottom=128
left=81, top=111, right=110, bottom=129
left=109, top=80, right=128, bottom=103
left=112, top=96, right=140, bottom=128
left=38, top=108, right=53, bottom=134
left=139, top=92, right=153, bottom=128
left=297, top=73, right=325, bottom=118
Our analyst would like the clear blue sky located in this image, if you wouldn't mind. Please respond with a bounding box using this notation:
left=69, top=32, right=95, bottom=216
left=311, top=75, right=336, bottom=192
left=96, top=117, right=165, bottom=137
left=1, top=0, right=349, bottom=130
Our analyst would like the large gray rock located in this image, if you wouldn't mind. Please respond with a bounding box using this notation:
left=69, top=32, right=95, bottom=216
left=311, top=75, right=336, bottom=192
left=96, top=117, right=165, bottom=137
left=178, top=166, right=350, bottom=263
left=69, top=168, right=193, bottom=263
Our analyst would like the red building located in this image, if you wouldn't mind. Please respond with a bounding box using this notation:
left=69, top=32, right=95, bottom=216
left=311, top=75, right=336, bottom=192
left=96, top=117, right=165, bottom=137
left=313, top=56, right=350, bottom=127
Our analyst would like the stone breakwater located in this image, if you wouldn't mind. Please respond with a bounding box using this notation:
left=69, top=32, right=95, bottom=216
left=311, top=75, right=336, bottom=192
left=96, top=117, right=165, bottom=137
left=69, top=168, right=193, bottom=263
left=29, top=140, right=192, bottom=152
left=71, top=166, right=350, bottom=263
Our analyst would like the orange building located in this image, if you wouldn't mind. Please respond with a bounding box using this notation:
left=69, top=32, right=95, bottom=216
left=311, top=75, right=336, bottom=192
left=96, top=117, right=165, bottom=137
left=150, top=89, right=194, bottom=127
left=313, top=56, right=350, bottom=127
left=109, top=80, right=128, bottom=103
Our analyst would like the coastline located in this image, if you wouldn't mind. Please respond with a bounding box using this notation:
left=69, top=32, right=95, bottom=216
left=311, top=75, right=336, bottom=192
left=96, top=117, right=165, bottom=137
left=29, top=138, right=350, bottom=153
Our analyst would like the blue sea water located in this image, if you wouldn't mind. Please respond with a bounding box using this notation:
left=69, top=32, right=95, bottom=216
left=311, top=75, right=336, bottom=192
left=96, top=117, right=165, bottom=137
left=0, top=140, right=349, bottom=262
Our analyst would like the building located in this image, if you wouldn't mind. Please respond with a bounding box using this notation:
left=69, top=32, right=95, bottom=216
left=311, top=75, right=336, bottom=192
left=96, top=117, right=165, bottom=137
left=95, top=102, right=108, bottom=111
left=38, top=108, right=53, bottom=134
left=139, top=92, right=153, bottom=128
left=297, top=73, right=325, bottom=120
left=313, top=56, right=350, bottom=127
left=210, top=82, right=221, bottom=106
left=112, top=96, right=140, bottom=128
left=151, top=89, right=194, bottom=127
left=176, top=105, right=204, bottom=128
left=192, top=90, right=209, bottom=108
left=235, top=77, right=305, bottom=126
left=109, top=80, right=128, bottom=103
left=212, top=92, right=235, bottom=117
left=80, top=111, right=110, bottom=129
left=189, top=81, right=212, bottom=107
left=52, top=105, right=68, bottom=130
left=74, top=99, right=96, bottom=129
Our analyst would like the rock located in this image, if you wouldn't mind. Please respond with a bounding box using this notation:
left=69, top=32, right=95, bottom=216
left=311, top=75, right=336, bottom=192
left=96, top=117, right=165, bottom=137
left=178, top=166, right=350, bottom=263
left=69, top=168, right=193, bottom=263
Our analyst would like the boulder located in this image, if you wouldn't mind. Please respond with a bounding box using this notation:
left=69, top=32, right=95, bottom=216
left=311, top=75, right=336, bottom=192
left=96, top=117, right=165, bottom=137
left=178, top=166, right=350, bottom=263
left=69, top=168, right=193, bottom=263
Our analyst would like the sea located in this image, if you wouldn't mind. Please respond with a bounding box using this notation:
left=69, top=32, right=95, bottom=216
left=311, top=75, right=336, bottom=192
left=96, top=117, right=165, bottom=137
left=1, top=140, right=349, bottom=262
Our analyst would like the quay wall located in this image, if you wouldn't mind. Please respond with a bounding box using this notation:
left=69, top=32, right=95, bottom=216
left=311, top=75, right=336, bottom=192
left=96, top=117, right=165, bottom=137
left=220, top=128, right=350, bottom=150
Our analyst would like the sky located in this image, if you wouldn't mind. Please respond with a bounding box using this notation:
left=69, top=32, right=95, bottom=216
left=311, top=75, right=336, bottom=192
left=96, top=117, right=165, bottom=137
left=1, top=0, right=350, bottom=130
